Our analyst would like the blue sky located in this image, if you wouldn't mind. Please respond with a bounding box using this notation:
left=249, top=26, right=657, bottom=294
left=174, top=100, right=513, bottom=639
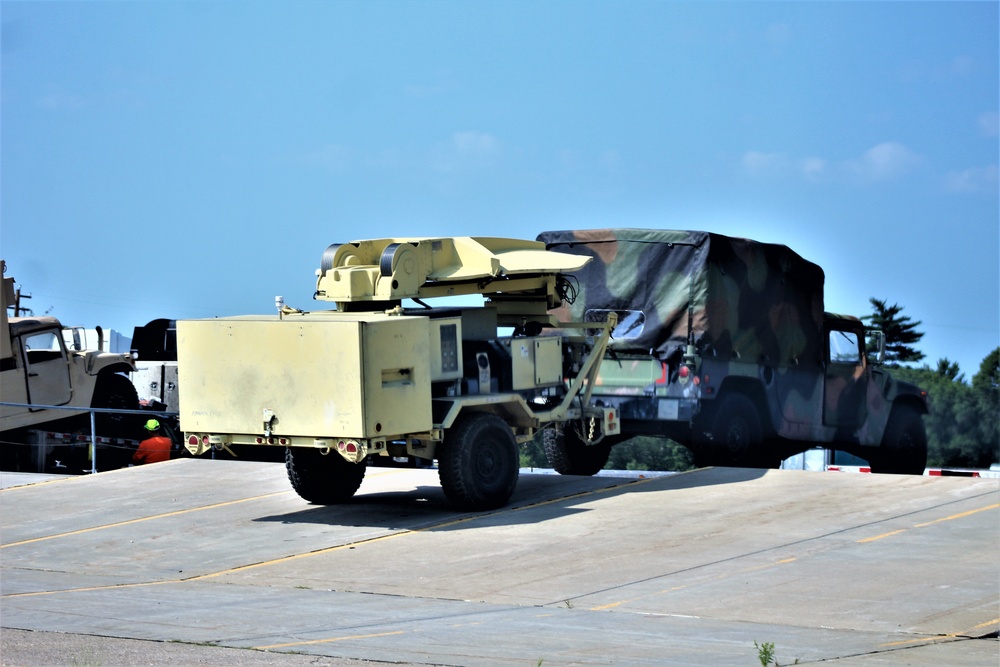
left=2, top=1, right=997, bottom=379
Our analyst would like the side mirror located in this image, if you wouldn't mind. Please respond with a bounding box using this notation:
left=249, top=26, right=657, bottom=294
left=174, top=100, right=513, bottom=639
left=867, top=329, right=886, bottom=365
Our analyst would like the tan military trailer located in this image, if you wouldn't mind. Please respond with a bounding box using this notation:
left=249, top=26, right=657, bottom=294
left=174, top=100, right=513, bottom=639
left=536, top=229, right=930, bottom=475
left=178, top=237, right=619, bottom=511
left=1, top=260, right=139, bottom=438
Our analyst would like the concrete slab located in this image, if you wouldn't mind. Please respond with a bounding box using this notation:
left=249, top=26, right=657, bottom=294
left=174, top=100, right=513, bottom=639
left=1, top=459, right=997, bottom=665
left=0, top=471, right=71, bottom=490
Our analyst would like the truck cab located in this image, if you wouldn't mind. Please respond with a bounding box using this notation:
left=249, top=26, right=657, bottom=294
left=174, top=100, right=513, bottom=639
left=1, top=261, right=139, bottom=438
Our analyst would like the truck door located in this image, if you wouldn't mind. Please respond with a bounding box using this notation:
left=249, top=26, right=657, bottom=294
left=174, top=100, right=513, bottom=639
left=21, top=329, right=73, bottom=409
left=823, top=326, right=867, bottom=430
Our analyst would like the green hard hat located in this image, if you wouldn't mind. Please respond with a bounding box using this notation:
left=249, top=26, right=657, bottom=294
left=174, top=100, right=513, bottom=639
left=144, top=419, right=161, bottom=431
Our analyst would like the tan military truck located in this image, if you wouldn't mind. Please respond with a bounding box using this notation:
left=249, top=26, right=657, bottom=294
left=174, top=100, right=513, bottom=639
left=536, top=229, right=930, bottom=475
left=1, top=261, right=139, bottom=441
left=178, top=237, right=619, bottom=510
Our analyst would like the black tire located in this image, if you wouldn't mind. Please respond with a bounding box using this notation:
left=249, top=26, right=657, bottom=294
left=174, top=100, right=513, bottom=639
left=91, top=373, right=140, bottom=439
left=698, top=393, right=763, bottom=466
left=870, top=406, right=927, bottom=475
left=285, top=447, right=367, bottom=504
left=438, top=413, right=519, bottom=511
left=542, top=424, right=612, bottom=476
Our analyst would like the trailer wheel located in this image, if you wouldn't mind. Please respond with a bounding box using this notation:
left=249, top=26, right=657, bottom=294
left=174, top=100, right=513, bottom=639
left=700, top=393, right=762, bottom=466
left=438, top=413, right=519, bottom=511
left=542, top=424, right=612, bottom=476
left=91, top=373, right=140, bottom=439
left=285, top=447, right=367, bottom=504
left=870, top=406, right=927, bottom=475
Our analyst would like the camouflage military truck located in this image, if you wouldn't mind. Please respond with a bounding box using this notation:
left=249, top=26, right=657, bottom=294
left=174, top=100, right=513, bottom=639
left=178, top=237, right=619, bottom=511
left=535, top=229, right=929, bottom=475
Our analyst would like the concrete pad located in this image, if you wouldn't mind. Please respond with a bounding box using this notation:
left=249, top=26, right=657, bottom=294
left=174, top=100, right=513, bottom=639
left=2, top=459, right=997, bottom=665
left=0, top=471, right=71, bottom=490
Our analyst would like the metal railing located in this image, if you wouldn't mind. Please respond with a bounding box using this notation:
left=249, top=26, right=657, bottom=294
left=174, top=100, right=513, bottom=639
left=1, top=402, right=177, bottom=475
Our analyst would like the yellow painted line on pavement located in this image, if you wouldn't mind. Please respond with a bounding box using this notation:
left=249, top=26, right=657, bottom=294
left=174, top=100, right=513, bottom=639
left=589, top=600, right=625, bottom=611
left=880, top=617, right=1000, bottom=647
left=747, top=557, right=797, bottom=569
left=857, top=503, right=999, bottom=544
left=588, top=558, right=797, bottom=611
left=2, top=474, right=660, bottom=603
left=1, top=466, right=408, bottom=548
left=512, top=475, right=659, bottom=513
left=914, top=502, right=1000, bottom=527
left=190, top=477, right=655, bottom=581
left=255, top=630, right=405, bottom=650
left=186, top=504, right=505, bottom=582
left=856, top=529, right=907, bottom=544
left=3, top=477, right=633, bottom=597
left=3, top=579, right=180, bottom=598
left=0, top=491, right=291, bottom=549
left=185, top=530, right=418, bottom=581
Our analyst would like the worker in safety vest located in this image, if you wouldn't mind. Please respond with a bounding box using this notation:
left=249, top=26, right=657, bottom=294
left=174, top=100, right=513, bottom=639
left=133, top=419, right=172, bottom=464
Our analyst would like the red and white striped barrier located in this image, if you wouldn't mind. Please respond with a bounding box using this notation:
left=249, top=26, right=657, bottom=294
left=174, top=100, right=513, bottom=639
left=825, top=465, right=999, bottom=478
left=40, top=431, right=141, bottom=447
left=826, top=465, right=871, bottom=473
left=925, top=468, right=998, bottom=478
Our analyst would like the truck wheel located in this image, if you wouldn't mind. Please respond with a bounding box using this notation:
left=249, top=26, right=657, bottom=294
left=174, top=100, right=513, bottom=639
left=438, top=413, right=519, bottom=511
left=91, top=373, right=140, bottom=439
left=285, top=447, right=367, bottom=504
left=542, top=424, right=612, bottom=476
left=871, top=407, right=927, bottom=475
left=701, top=394, right=762, bottom=466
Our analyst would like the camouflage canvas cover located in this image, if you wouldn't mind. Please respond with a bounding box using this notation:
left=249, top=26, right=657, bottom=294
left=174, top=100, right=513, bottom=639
left=536, top=229, right=825, bottom=368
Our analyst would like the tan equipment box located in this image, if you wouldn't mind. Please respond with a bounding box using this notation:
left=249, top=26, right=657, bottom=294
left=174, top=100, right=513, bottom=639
left=180, top=313, right=434, bottom=440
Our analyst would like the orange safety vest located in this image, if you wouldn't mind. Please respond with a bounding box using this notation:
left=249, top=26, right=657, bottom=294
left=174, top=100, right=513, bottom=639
left=133, top=435, right=172, bottom=464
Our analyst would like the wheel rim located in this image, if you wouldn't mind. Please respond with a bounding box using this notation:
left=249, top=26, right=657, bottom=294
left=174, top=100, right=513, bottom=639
left=475, top=442, right=500, bottom=479
left=724, top=420, right=749, bottom=454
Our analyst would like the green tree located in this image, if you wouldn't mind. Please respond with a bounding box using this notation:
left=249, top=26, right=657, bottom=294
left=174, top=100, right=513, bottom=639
left=973, top=348, right=999, bottom=396
left=606, top=436, right=694, bottom=472
left=971, top=347, right=1000, bottom=466
left=520, top=432, right=695, bottom=472
left=520, top=431, right=550, bottom=469
left=865, top=298, right=925, bottom=364
left=935, top=358, right=964, bottom=383
left=891, top=349, right=1000, bottom=468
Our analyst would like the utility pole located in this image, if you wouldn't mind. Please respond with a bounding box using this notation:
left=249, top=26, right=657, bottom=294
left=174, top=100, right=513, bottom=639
left=13, top=287, right=32, bottom=317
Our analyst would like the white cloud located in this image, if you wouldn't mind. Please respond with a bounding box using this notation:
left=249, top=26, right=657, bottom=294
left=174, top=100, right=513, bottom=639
left=302, top=144, right=351, bottom=170
left=452, top=131, right=499, bottom=156
left=404, top=70, right=456, bottom=98
left=944, top=165, right=999, bottom=193
left=848, top=142, right=923, bottom=182
left=764, top=23, right=791, bottom=47
left=978, top=112, right=999, bottom=138
left=742, top=152, right=826, bottom=180
left=902, top=55, right=979, bottom=83
left=39, top=90, right=87, bottom=111
left=743, top=143, right=926, bottom=183
left=428, top=131, right=502, bottom=173
left=742, top=151, right=788, bottom=175
left=599, top=150, right=622, bottom=168
left=800, top=157, right=826, bottom=178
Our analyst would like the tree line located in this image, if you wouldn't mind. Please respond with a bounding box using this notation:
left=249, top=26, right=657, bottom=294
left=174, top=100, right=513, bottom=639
left=866, top=298, right=998, bottom=469
left=521, top=298, right=999, bottom=472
